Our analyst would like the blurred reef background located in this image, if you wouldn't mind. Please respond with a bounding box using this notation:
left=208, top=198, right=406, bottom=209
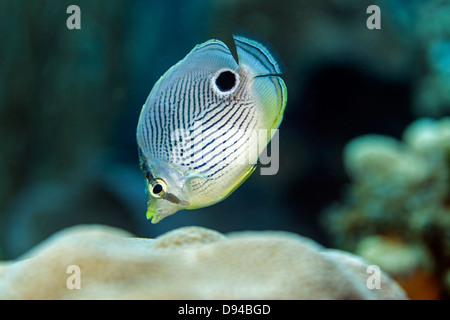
left=0, top=0, right=449, bottom=299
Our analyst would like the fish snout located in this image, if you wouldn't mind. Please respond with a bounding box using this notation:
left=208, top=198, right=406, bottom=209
left=145, top=176, right=190, bottom=223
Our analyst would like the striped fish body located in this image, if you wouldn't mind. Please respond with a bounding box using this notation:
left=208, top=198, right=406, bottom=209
left=137, top=35, right=287, bottom=223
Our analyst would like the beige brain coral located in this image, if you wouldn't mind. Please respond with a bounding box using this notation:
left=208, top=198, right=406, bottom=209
left=323, top=117, right=450, bottom=299
left=0, top=225, right=406, bottom=299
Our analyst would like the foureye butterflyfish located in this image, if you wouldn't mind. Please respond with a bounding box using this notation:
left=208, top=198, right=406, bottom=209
left=136, top=35, right=287, bottom=223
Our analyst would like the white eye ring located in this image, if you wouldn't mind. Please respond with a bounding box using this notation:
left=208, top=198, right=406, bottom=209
left=211, top=69, right=240, bottom=95
left=149, top=178, right=167, bottom=198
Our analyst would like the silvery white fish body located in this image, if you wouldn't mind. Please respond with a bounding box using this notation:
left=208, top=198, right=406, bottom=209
left=137, top=35, right=287, bottom=223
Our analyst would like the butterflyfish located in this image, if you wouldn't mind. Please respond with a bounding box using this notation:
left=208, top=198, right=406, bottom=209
left=136, top=35, right=287, bottom=223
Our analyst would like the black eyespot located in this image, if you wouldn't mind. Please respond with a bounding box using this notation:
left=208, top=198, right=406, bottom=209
left=152, top=184, right=163, bottom=194
left=215, top=71, right=237, bottom=92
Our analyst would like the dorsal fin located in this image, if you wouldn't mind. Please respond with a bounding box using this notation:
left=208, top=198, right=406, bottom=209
left=234, top=35, right=282, bottom=76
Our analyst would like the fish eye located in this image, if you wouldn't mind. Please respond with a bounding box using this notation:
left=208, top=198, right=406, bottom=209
left=149, top=178, right=167, bottom=198
left=213, top=70, right=239, bottom=93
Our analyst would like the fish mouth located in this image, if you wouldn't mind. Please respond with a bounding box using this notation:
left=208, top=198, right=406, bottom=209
left=141, top=157, right=191, bottom=223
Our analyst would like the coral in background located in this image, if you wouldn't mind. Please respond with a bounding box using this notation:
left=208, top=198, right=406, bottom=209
left=411, top=0, right=450, bottom=117
left=322, top=117, right=450, bottom=299
left=204, top=0, right=419, bottom=247
left=0, top=225, right=407, bottom=299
